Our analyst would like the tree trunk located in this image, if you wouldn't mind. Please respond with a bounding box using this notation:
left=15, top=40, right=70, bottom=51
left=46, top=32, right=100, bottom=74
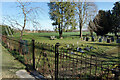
left=58, top=23, right=62, bottom=38
left=79, top=22, right=82, bottom=38
left=90, top=30, right=93, bottom=36
left=20, top=15, right=26, bottom=40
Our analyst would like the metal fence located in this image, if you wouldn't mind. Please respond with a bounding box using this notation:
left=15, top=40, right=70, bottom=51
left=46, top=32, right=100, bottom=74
left=1, top=35, right=120, bottom=80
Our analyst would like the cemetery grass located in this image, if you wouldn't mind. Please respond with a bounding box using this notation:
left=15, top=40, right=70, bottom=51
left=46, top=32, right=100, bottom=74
left=1, top=44, right=26, bottom=78
left=12, top=32, right=119, bottom=62
left=8, top=32, right=119, bottom=78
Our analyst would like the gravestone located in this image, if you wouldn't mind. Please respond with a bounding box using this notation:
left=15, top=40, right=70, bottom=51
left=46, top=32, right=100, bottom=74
left=101, top=36, right=103, bottom=39
left=67, top=44, right=69, bottom=48
left=91, top=37, right=95, bottom=42
left=111, top=37, right=114, bottom=42
left=77, top=47, right=84, bottom=53
left=84, top=47, right=90, bottom=51
left=117, top=35, right=119, bottom=39
left=70, top=52, right=75, bottom=54
left=103, top=37, right=107, bottom=42
left=79, top=48, right=85, bottom=53
left=107, top=39, right=111, bottom=43
left=116, top=39, right=120, bottom=43
left=90, top=46, right=93, bottom=50
left=83, top=37, right=86, bottom=40
left=86, top=37, right=89, bottom=41
left=99, top=38, right=102, bottom=42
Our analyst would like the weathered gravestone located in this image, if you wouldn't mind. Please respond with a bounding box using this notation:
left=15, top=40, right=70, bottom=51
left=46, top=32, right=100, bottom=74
left=101, top=36, right=103, bottom=39
left=84, top=47, right=90, bottom=51
left=99, top=38, right=102, bottom=42
left=77, top=47, right=85, bottom=53
left=116, top=39, right=120, bottom=43
left=103, top=37, right=107, bottom=42
left=86, top=37, right=89, bottom=41
left=91, top=37, right=95, bottom=42
left=111, top=37, right=114, bottom=42
left=107, top=38, right=111, bottom=43
left=83, top=37, right=86, bottom=41
left=67, top=44, right=69, bottom=48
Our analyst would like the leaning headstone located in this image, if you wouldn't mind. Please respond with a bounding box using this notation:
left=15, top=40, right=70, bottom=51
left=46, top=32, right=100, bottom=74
left=86, top=37, right=89, bottom=41
left=111, top=37, right=114, bottom=42
left=116, top=39, right=120, bottom=43
left=99, top=38, right=102, bottom=42
left=107, top=38, right=111, bottom=43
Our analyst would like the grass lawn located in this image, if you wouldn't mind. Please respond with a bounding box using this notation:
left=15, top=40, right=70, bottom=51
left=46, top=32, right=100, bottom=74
left=3, top=31, right=120, bottom=78
left=12, top=32, right=118, bottom=57
left=1, top=44, right=25, bottom=78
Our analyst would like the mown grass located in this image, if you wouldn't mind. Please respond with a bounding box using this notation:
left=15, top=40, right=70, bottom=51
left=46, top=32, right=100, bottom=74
left=1, top=44, right=25, bottom=78
left=4, top=31, right=120, bottom=79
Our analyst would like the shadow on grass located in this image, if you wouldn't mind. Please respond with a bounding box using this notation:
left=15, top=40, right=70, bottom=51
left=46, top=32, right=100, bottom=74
left=87, top=43, right=118, bottom=47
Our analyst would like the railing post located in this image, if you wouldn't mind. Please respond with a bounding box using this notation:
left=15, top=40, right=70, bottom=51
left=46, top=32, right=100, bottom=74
left=55, top=43, right=60, bottom=80
left=32, top=39, right=35, bottom=70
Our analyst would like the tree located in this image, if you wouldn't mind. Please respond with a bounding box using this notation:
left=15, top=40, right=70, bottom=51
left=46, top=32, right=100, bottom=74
left=90, top=10, right=113, bottom=36
left=3, top=0, right=41, bottom=39
left=112, top=1, right=120, bottom=36
left=76, top=2, right=97, bottom=38
left=48, top=2, right=77, bottom=38
left=87, top=2, right=97, bottom=36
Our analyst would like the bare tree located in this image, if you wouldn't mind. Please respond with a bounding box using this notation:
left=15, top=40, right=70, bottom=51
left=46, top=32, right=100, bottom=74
left=76, top=2, right=97, bottom=38
left=3, top=0, right=41, bottom=39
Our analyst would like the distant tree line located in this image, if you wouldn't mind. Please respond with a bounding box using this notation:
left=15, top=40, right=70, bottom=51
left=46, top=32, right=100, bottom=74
left=89, top=1, right=120, bottom=36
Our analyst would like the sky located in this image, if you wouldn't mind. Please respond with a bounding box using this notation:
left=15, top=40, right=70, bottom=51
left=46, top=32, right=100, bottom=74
left=1, top=1, right=117, bottom=31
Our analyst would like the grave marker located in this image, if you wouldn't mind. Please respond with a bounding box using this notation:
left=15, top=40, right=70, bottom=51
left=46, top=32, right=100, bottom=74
left=107, top=39, right=111, bottom=43
left=116, top=39, right=120, bottom=43
left=99, top=38, right=102, bottom=42
left=91, top=37, right=95, bottom=42
left=111, top=37, right=114, bottom=42
left=86, top=37, right=89, bottom=41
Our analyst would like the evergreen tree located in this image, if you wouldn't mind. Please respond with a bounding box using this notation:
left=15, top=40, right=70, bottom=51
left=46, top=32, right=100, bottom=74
left=89, top=10, right=113, bottom=36
left=112, top=1, right=120, bottom=36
